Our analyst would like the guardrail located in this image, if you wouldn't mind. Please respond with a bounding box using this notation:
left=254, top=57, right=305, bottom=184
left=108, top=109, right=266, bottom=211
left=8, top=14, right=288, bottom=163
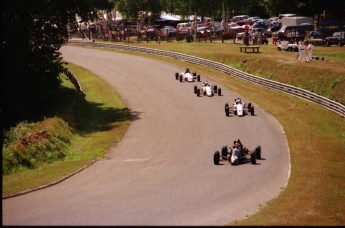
left=62, top=67, right=85, bottom=96
left=67, top=40, right=345, bottom=118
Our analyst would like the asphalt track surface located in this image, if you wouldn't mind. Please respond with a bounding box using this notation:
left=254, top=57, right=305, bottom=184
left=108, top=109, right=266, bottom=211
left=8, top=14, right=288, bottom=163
left=3, top=46, right=290, bottom=225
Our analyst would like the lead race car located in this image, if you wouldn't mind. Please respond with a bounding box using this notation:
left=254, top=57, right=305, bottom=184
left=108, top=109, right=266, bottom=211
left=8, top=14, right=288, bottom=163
left=175, top=68, right=201, bottom=82
left=194, top=81, right=222, bottom=97
left=213, top=139, right=262, bottom=166
left=225, top=97, right=254, bottom=117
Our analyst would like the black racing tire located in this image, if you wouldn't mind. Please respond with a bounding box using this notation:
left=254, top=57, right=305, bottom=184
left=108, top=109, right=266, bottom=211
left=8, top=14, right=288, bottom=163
left=197, top=89, right=200, bottom=97
left=194, top=85, right=198, bottom=94
left=175, top=72, right=179, bottom=80
left=225, top=103, right=230, bottom=116
left=214, top=151, right=220, bottom=165
left=255, top=146, right=261, bottom=160
left=218, top=88, right=222, bottom=96
left=179, top=75, right=183, bottom=82
left=251, top=106, right=255, bottom=116
left=197, top=75, right=200, bottom=82
left=250, top=152, right=257, bottom=164
left=221, top=146, right=228, bottom=157
left=213, top=85, right=217, bottom=93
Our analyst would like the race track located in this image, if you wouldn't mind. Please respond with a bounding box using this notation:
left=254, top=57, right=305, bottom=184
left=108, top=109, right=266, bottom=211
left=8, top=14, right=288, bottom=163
left=2, top=46, right=290, bottom=225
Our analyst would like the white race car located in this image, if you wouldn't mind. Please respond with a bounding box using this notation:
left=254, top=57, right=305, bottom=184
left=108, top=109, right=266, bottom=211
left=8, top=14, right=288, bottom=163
left=175, top=69, right=201, bottom=82
left=194, top=82, right=222, bottom=97
left=224, top=98, right=254, bottom=116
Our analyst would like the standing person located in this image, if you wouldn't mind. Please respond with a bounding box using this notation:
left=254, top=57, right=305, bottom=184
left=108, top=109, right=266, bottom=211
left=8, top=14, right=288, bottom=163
left=307, top=41, right=314, bottom=61
left=298, top=41, right=308, bottom=62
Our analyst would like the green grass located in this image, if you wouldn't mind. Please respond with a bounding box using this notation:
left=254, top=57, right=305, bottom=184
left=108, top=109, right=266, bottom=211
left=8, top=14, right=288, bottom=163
left=2, top=63, right=131, bottom=195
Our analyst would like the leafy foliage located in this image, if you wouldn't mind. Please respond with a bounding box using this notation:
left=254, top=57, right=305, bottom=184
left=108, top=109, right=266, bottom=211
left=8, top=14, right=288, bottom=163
left=1, top=0, right=115, bottom=129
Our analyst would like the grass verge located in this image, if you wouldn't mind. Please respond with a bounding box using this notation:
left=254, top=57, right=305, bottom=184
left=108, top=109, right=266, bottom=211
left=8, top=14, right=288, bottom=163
left=2, top=63, right=131, bottom=195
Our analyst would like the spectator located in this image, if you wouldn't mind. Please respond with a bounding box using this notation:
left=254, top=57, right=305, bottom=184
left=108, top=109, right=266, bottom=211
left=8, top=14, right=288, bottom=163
left=307, top=41, right=314, bottom=61
left=297, top=41, right=308, bottom=62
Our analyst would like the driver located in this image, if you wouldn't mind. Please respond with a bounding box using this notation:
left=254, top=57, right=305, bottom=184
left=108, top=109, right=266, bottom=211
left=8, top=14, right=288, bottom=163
left=203, top=80, right=209, bottom=87
left=184, top=68, right=190, bottom=73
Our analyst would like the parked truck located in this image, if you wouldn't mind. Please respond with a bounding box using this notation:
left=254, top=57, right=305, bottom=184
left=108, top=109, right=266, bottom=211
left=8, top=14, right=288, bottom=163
left=281, top=16, right=313, bottom=27
left=324, top=31, right=345, bottom=46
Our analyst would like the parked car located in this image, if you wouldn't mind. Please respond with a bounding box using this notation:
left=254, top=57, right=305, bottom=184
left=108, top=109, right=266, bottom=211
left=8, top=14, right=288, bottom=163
left=276, top=41, right=299, bottom=52
left=221, top=27, right=245, bottom=39
left=176, top=22, right=191, bottom=35
left=246, top=16, right=260, bottom=25
left=325, top=31, right=345, bottom=46
left=266, top=25, right=281, bottom=38
left=231, top=15, right=249, bottom=26
left=145, top=26, right=157, bottom=39
left=162, top=26, right=177, bottom=37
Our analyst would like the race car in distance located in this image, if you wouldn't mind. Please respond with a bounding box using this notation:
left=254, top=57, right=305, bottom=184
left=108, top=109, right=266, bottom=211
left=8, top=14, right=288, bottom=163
left=213, top=139, right=261, bottom=165
left=194, top=81, right=222, bottom=97
left=225, top=97, right=254, bottom=117
left=175, top=68, right=201, bottom=82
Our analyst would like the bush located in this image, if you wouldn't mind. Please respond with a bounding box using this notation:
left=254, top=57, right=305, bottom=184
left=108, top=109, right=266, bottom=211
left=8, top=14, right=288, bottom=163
left=2, top=117, right=73, bottom=175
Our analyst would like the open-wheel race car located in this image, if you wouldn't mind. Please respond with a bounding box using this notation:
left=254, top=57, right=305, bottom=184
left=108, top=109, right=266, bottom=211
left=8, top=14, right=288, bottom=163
left=175, top=68, right=201, bottom=82
left=213, top=139, right=261, bottom=166
left=225, top=98, right=254, bottom=117
left=194, top=81, right=222, bottom=97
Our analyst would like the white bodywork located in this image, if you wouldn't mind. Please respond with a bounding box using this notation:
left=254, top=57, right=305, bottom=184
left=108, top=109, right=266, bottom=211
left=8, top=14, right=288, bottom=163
left=235, top=103, right=244, bottom=116
left=182, top=72, right=194, bottom=82
left=203, top=85, right=213, bottom=96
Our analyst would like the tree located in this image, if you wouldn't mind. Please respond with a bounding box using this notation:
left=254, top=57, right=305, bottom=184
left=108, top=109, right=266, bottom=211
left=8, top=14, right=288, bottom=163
left=1, top=0, right=115, bottom=129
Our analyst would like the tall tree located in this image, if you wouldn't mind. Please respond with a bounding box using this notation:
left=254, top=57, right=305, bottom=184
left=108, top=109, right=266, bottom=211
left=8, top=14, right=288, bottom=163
left=1, top=0, right=115, bottom=128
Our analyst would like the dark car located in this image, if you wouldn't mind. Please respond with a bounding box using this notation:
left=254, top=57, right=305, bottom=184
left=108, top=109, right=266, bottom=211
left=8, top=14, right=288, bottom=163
left=266, top=25, right=281, bottom=38
left=145, top=26, right=158, bottom=39
left=277, top=24, right=315, bottom=41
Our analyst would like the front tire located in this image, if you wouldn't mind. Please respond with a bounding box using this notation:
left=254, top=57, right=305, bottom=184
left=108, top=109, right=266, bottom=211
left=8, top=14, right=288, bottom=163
left=194, top=85, right=197, bottom=94
left=218, top=88, right=222, bottom=96
left=214, top=151, right=220, bottom=165
left=221, top=146, right=228, bottom=158
left=225, top=103, right=230, bottom=116
left=197, top=75, right=200, bottom=82
left=179, top=75, right=183, bottom=82
left=175, top=72, right=179, bottom=80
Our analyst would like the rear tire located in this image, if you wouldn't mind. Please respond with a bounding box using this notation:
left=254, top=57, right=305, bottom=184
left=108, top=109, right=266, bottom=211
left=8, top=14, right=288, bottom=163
left=194, top=85, right=197, bottom=94
left=197, top=89, right=200, bottom=97
left=255, top=146, right=261, bottom=159
left=197, top=75, right=200, bottom=82
left=250, top=152, right=257, bottom=164
left=214, top=151, right=220, bottom=165
left=251, top=106, right=255, bottom=115
left=175, top=73, right=179, bottom=80
left=179, top=75, right=182, bottom=82
left=218, top=88, right=222, bottom=96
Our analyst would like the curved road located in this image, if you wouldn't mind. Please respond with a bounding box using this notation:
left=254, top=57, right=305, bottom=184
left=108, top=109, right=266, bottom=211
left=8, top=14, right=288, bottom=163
left=3, top=46, right=290, bottom=225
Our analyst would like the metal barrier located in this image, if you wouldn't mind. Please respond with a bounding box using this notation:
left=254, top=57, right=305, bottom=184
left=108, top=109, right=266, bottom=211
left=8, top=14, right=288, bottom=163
left=67, top=40, right=345, bottom=118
